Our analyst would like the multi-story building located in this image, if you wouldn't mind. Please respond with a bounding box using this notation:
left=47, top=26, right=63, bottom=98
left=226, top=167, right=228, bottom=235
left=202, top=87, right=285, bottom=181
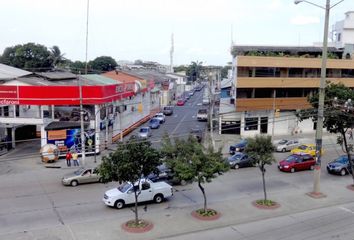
left=223, top=45, right=354, bottom=137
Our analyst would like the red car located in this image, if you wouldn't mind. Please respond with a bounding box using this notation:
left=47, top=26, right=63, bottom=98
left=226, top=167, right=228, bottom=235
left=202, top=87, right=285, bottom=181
left=278, top=154, right=315, bottom=173
left=176, top=99, right=185, bottom=106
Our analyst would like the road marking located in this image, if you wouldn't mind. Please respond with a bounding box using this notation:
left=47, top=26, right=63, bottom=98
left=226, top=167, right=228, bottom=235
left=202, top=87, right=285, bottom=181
left=338, top=207, right=354, bottom=214
left=66, top=225, right=78, bottom=240
left=172, top=113, right=188, bottom=135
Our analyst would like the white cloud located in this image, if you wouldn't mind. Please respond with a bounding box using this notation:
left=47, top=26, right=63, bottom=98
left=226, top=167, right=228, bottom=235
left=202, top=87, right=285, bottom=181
left=290, top=15, right=320, bottom=25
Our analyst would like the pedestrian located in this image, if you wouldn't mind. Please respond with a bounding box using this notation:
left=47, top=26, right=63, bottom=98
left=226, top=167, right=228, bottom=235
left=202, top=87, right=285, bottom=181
left=65, top=150, right=72, bottom=167
left=72, top=151, right=79, bottom=166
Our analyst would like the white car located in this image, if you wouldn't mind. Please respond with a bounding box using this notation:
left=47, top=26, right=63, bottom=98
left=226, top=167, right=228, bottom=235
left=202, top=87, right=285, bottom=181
left=103, top=179, right=173, bottom=209
left=154, top=113, right=165, bottom=123
left=275, top=139, right=300, bottom=152
left=138, top=127, right=151, bottom=138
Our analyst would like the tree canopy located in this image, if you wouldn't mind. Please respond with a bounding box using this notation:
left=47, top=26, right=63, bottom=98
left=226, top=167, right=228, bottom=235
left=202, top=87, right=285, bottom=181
left=89, top=56, right=117, bottom=73
left=0, top=43, right=54, bottom=71
left=161, top=134, right=228, bottom=213
left=186, top=61, right=203, bottom=82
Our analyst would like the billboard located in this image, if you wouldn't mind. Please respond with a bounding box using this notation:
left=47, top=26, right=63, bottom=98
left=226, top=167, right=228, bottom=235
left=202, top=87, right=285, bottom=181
left=47, top=128, right=95, bottom=155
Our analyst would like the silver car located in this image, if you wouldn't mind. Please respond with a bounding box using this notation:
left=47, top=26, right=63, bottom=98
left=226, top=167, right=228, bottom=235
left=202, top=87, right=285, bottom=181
left=275, top=139, right=300, bottom=152
left=138, top=127, right=152, bottom=138
left=62, top=168, right=102, bottom=186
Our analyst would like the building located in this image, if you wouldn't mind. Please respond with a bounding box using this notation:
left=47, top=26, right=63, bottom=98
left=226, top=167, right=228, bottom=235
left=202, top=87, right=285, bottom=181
left=223, top=45, right=354, bottom=137
left=0, top=65, right=159, bottom=155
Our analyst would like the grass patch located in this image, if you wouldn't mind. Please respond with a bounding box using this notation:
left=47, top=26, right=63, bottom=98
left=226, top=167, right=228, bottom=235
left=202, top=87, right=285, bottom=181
left=125, top=219, right=150, bottom=228
left=256, top=199, right=277, bottom=206
left=196, top=209, right=218, bottom=217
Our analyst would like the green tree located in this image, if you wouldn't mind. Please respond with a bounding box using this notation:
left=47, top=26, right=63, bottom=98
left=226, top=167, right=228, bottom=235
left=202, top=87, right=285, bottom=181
left=0, top=43, right=53, bottom=71
left=297, top=83, right=354, bottom=184
left=98, top=137, right=160, bottom=224
left=69, top=61, right=86, bottom=74
left=161, top=135, right=228, bottom=213
left=245, top=135, right=275, bottom=202
left=50, top=45, right=66, bottom=67
left=173, top=65, right=188, bottom=73
left=186, top=61, right=203, bottom=82
left=89, top=56, right=117, bottom=73
left=221, top=65, right=231, bottom=79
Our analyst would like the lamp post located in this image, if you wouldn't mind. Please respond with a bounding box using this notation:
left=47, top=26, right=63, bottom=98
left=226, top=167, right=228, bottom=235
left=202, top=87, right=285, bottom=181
left=295, top=0, right=344, bottom=196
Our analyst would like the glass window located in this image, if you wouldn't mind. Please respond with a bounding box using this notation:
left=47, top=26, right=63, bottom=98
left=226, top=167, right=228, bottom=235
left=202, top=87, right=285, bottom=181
left=245, top=117, right=258, bottom=131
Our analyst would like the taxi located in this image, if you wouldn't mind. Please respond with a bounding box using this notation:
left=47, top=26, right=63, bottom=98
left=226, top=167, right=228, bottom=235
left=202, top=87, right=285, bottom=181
left=290, top=144, right=323, bottom=157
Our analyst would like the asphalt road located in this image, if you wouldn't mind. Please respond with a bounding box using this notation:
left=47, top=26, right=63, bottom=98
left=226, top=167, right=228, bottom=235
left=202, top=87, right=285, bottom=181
left=1, top=89, right=354, bottom=239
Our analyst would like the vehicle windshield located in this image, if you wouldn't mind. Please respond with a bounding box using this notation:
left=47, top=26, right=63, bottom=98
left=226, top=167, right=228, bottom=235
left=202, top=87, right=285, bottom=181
left=239, top=140, right=247, bottom=145
left=118, top=182, right=132, bottom=193
left=140, top=128, right=148, bottom=133
left=285, top=155, right=298, bottom=163
left=336, top=156, right=348, bottom=164
left=278, top=140, right=287, bottom=145
left=74, top=168, right=85, bottom=175
left=150, top=119, right=158, bottom=123
left=298, top=145, right=307, bottom=150
left=198, top=109, right=207, bottom=114
left=230, top=153, right=243, bottom=160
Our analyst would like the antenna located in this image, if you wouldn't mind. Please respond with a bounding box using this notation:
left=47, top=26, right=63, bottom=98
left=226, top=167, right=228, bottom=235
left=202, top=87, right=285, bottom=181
left=170, top=33, right=174, bottom=73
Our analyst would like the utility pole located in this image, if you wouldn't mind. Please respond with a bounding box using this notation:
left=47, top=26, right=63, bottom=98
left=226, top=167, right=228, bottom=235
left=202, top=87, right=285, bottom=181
left=272, top=89, right=276, bottom=139
left=209, top=71, right=215, bottom=149
left=84, top=0, right=90, bottom=74
left=78, top=74, right=86, bottom=166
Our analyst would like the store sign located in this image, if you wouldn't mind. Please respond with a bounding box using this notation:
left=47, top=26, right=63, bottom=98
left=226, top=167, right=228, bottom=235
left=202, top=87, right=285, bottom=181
left=0, top=86, right=19, bottom=105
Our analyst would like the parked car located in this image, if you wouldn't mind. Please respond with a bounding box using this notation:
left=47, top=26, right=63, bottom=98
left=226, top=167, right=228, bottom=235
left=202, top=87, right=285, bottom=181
left=229, top=139, right=248, bottom=155
left=291, top=144, right=323, bottom=157
left=163, top=106, right=174, bottom=116
left=154, top=113, right=165, bottom=123
left=147, top=164, right=173, bottom=182
left=102, top=179, right=173, bottom=209
left=138, top=127, right=151, bottom=138
left=62, top=167, right=102, bottom=186
left=227, top=152, right=254, bottom=169
left=275, top=139, right=300, bottom=152
left=327, top=155, right=353, bottom=176
left=188, top=91, right=194, bottom=97
left=278, top=154, right=315, bottom=173
left=197, top=109, right=208, bottom=121
left=149, top=118, right=160, bottom=129
left=176, top=99, right=185, bottom=106
left=190, top=128, right=203, bottom=143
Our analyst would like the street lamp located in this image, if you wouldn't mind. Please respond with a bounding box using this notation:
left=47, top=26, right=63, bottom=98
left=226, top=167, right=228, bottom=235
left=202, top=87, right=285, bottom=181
left=295, top=0, right=344, bottom=197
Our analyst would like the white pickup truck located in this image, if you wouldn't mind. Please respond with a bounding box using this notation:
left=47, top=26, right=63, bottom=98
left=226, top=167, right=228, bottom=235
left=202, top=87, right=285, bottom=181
left=102, top=179, right=173, bottom=209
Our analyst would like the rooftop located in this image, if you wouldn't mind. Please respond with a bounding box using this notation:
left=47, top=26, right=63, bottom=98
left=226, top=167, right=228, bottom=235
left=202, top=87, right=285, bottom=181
left=0, top=63, right=32, bottom=80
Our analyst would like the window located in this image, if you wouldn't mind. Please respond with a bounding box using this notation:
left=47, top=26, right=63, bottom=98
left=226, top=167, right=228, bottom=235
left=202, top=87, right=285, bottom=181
left=141, top=182, right=150, bottom=190
left=245, top=117, right=258, bottom=131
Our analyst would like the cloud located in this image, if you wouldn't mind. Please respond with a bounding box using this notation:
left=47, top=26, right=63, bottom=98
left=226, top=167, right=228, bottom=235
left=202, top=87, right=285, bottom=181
left=290, top=15, right=320, bottom=25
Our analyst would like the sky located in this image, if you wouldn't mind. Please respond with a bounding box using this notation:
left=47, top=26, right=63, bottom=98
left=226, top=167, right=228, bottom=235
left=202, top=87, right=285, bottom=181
left=0, top=0, right=352, bottom=66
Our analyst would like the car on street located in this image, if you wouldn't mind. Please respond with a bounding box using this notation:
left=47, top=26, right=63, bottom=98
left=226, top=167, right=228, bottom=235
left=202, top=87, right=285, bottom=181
left=227, top=152, right=254, bottom=169
left=149, top=118, right=160, bottom=129
left=176, top=99, right=185, bottom=106
left=197, top=109, right=208, bottom=121
left=62, top=167, right=102, bottom=186
left=154, top=113, right=165, bottom=123
left=188, top=91, right=194, bottom=97
left=278, top=154, right=315, bottom=173
left=327, top=155, right=353, bottom=176
left=102, top=179, right=173, bottom=209
left=147, top=164, right=174, bottom=182
left=190, top=128, right=203, bottom=143
left=163, top=106, right=174, bottom=116
left=229, top=139, right=248, bottom=155
left=290, top=144, right=323, bottom=157
left=275, top=139, right=300, bottom=152
left=138, top=127, right=151, bottom=138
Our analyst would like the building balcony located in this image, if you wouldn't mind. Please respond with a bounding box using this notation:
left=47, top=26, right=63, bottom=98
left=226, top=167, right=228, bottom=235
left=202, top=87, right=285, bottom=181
left=237, top=77, right=354, bottom=88
left=236, top=97, right=311, bottom=112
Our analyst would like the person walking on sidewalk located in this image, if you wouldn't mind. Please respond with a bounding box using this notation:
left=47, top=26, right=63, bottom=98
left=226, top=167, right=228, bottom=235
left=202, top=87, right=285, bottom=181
left=72, top=151, right=79, bottom=166
left=65, top=150, right=72, bottom=167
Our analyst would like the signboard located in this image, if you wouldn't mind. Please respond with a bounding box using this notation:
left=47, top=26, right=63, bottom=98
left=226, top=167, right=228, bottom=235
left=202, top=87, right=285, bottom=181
left=47, top=128, right=95, bottom=155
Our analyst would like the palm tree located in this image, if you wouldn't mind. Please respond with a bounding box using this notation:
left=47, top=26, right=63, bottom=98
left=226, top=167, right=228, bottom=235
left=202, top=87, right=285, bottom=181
left=50, top=46, right=66, bottom=68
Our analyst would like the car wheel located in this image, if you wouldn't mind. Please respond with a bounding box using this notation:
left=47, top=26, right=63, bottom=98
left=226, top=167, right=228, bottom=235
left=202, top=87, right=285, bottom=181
left=71, top=180, right=78, bottom=187
left=154, top=194, right=164, bottom=203
left=114, top=200, right=125, bottom=209
left=340, top=169, right=347, bottom=176
left=235, top=164, right=240, bottom=169
left=290, top=168, right=295, bottom=173
left=310, top=165, right=314, bottom=170
left=282, top=148, right=286, bottom=152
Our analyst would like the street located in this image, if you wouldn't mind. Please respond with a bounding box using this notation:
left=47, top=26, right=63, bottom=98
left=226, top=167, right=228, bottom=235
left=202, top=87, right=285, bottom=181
left=0, top=89, right=354, bottom=240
